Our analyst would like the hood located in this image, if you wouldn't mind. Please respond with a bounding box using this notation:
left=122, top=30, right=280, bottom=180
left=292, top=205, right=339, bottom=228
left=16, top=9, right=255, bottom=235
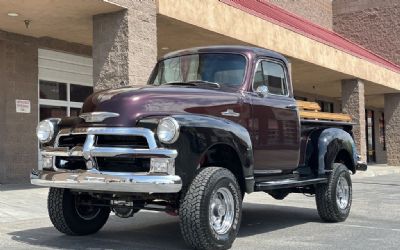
left=80, top=85, right=242, bottom=126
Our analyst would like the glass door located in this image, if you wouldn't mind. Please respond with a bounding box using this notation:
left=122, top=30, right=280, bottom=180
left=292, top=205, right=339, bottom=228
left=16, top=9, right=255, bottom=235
left=365, top=109, right=376, bottom=163
left=38, top=80, right=93, bottom=169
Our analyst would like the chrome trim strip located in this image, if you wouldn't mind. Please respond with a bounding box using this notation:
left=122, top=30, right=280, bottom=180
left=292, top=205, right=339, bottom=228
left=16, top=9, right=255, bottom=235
left=42, top=146, right=176, bottom=159
left=31, top=169, right=182, bottom=193
left=49, top=127, right=177, bottom=159
left=79, top=112, right=120, bottom=123
left=254, top=169, right=283, bottom=174
left=90, top=147, right=177, bottom=158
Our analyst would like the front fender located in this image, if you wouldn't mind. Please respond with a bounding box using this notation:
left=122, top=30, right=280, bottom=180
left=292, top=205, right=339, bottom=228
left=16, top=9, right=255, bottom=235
left=172, top=114, right=254, bottom=191
left=318, top=128, right=357, bottom=174
left=138, top=114, right=254, bottom=192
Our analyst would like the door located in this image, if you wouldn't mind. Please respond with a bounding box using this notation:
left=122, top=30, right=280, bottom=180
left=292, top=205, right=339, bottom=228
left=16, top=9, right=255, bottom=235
left=250, top=59, right=300, bottom=174
left=38, top=49, right=93, bottom=168
left=365, top=109, right=376, bottom=163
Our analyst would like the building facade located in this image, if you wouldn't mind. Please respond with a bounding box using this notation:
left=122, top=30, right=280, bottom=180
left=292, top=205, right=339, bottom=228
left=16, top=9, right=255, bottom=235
left=0, top=0, right=399, bottom=183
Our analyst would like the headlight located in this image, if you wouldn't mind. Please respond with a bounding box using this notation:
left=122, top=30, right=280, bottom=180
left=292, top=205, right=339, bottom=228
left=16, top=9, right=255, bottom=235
left=36, top=119, right=59, bottom=143
left=157, top=117, right=180, bottom=144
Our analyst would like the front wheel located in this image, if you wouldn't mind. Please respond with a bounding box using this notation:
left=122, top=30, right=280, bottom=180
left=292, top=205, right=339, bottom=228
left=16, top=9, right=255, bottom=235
left=315, top=163, right=352, bottom=222
left=48, top=188, right=110, bottom=235
left=179, top=167, right=242, bottom=250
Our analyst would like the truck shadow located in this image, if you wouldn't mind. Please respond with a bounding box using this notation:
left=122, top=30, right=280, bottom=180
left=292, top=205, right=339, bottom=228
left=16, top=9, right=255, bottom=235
left=8, top=202, right=319, bottom=249
left=239, top=202, right=320, bottom=237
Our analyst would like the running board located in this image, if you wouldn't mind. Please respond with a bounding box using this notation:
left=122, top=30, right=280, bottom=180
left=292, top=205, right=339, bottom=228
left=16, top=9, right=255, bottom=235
left=255, top=177, right=328, bottom=191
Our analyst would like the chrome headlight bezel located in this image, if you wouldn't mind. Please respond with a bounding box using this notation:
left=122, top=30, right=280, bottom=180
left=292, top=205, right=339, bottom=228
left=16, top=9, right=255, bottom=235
left=156, top=117, right=180, bottom=144
left=36, top=119, right=60, bottom=143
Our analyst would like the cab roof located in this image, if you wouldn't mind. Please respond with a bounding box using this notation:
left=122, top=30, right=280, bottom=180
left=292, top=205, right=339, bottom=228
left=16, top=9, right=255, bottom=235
left=161, top=45, right=289, bottom=64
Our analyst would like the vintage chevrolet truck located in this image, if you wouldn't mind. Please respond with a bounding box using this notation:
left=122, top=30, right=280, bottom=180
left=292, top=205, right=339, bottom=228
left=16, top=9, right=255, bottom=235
left=32, top=46, right=367, bottom=250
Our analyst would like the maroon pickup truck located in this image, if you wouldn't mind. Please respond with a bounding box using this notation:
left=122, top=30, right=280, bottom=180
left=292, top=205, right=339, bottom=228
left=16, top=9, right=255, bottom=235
left=32, top=46, right=367, bottom=250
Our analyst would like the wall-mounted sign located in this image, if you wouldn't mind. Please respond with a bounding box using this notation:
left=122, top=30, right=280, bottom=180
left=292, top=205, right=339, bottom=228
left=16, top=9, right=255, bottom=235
left=16, top=99, right=31, bottom=113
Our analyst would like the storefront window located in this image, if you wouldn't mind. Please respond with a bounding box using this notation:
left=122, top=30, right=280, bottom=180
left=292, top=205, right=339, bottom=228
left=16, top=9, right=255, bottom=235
left=70, top=108, right=82, bottom=117
left=365, top=110, right=376, bottom=162
left=39, top=81, right=67, bottom=100
left=379, top=113, right=386, bottom=151
left=39, top=80, right=93, bottom=119
left=317, top=100, right=334, bottom=113
left=70, top=84, right=93, bottom=102
left=40, top=105, right=67, bottom=120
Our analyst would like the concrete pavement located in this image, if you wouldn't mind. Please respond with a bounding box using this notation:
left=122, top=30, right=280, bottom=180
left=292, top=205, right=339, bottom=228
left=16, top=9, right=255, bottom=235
left=1, top=166, right=399, bottom=249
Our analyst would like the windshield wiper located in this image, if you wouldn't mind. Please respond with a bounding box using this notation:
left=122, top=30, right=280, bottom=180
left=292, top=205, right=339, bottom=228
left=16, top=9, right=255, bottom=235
left=185, top=80, right=220, bottom=88
left=163, top=81, right=197, bottom=86
left=163, top=80, right=221, bottom=88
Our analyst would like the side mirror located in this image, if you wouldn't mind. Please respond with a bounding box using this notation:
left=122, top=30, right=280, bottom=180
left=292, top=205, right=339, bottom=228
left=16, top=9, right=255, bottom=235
left=256, top=85, right=269, bottom=97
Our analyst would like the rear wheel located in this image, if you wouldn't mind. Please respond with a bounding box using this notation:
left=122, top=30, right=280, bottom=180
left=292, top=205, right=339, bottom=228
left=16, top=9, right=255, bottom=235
left=315, top=163, right=352, bottom=222
left=179, top=167, right=242, bottom=250
left=48, top=188, right=110, bottom=235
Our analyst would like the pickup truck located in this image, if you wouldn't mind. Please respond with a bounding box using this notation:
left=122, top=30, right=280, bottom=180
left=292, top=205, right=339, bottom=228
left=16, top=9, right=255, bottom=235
left=32, top=46, right=367, bottom=250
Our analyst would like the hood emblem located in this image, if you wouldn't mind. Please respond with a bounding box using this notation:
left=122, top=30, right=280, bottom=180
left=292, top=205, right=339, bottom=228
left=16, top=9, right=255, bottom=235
left=221, top=109, right=240, bottom=117
left=79, top=112, right=120, bottom=123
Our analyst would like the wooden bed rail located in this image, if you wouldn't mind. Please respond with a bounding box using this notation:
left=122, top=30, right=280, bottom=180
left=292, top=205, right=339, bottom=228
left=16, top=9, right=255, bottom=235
left=296, top=100, right=352, bottom=122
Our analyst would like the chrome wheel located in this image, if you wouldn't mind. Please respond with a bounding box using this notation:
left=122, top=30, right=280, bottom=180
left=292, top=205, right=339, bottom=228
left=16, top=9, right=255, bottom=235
left=336, top=175, right=350, bottom=209
left=209, top=187, right=235, bottom=235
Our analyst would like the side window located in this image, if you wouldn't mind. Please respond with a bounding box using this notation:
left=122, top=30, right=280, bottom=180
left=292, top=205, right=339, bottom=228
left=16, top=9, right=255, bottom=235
left=253, top=60, right=287, bottom=96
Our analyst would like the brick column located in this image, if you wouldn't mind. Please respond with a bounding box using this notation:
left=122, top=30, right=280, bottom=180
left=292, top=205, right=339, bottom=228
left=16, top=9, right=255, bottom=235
left=341, top=79, right=367, bottom=161
left=93, top=0, right=157, bottom=90
left=384, top=93, right=400, bottom=166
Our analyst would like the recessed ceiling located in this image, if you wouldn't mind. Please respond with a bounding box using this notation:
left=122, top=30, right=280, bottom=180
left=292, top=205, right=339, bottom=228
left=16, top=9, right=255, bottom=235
left=0, top=0, right=123, bottom=45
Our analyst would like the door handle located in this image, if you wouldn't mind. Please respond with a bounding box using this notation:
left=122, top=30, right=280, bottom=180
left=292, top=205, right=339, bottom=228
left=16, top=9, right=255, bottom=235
left=285, top=104, right=297, bottom=110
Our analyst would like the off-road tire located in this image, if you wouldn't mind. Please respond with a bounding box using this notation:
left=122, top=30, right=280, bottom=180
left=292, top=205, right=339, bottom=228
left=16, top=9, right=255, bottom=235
left=315, top=163, right=352, bottom=222
left=48, top=188, right=110, bottom=235
left=179, top=167, right=242, bottom=250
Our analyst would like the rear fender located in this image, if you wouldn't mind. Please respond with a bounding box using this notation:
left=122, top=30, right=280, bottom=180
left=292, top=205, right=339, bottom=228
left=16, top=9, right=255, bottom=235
left=317, top=128, right=357, bottom=174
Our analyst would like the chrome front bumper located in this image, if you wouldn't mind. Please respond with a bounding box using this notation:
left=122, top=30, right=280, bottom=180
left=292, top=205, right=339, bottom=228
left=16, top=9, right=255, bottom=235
left=32, top=127, right=181, bottom=193
left=31, top=169, right=182, bottom=193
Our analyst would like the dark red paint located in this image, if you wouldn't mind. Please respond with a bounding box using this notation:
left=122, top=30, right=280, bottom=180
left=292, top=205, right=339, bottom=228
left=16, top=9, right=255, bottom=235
left=81, top=46, right=300, bottom=172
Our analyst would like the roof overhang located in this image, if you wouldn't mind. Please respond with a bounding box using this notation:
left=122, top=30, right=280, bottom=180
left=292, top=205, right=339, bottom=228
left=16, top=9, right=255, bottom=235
left=0, top=0, right=124, bottom=45
left=157, top=0, right=400, bottom=92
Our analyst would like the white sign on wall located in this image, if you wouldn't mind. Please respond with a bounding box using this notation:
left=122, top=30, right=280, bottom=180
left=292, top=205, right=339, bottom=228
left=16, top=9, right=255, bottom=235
left=16, top=99, right=31, bottom=113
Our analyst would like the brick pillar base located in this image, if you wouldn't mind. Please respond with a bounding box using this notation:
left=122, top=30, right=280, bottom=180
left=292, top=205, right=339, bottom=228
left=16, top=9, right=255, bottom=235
left=93, top=1, right=157, bottom=90
left=384, top=93, right=400, bottom=166
left=342, top=79, right=367, bottom=161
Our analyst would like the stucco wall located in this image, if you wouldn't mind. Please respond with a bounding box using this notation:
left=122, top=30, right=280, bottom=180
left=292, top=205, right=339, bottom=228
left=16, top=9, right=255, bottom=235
left=333, top=0, right=400, bottom=65
left=94, top=0, right=157, bottom=89
left=384, top=94, right=400, bottom=166
left=0, top=30, right=92, bottom=183
left=266, top=0, right=333, bottom=29
left=0, top=33, right=38, bottom=184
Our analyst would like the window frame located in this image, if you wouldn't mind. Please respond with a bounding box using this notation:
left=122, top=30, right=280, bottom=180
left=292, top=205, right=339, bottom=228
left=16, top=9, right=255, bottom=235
left=251, top=58, right=290, bottom=97
left=38, top=79, right=92, bottom=118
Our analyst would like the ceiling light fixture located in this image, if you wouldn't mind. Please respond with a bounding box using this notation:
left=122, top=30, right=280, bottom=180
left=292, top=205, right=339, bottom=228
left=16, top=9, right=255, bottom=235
left=161, top=47, right=169, bottom=50
left=7, top=12, right=19, bottom=17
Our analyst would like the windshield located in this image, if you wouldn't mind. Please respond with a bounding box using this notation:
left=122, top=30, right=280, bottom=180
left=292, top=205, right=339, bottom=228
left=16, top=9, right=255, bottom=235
left=149, top=53, right=247, bottom=89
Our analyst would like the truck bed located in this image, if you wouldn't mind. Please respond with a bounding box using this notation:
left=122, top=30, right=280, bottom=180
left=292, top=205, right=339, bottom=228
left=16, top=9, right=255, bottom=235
left=297, top=100, right=352, bottom=122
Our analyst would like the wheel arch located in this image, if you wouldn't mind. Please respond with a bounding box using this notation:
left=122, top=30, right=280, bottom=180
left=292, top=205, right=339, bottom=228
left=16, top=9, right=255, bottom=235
left=171, top=114, right=255, bottom=193
left=199, top=143, right=250, bottom=194
left=318, top=128, right=357, bottom=174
